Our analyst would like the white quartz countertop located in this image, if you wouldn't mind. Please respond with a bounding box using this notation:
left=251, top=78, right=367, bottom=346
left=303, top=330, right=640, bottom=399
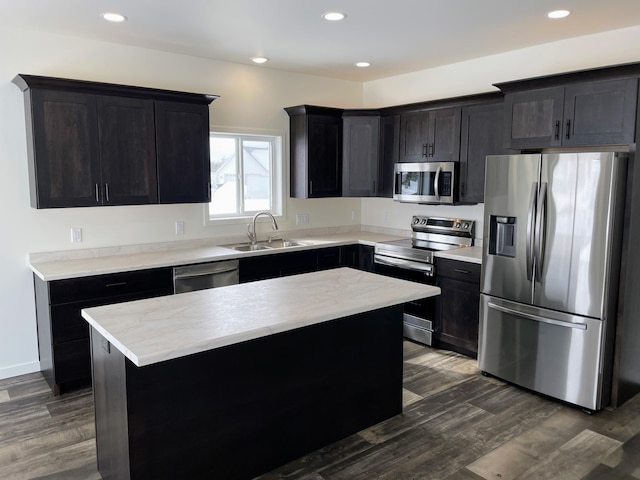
left=82, top=267, right=440, bottom=367
left=436, top=246, right=483, bottom=264
left=29, top=231, right=482, bottom=281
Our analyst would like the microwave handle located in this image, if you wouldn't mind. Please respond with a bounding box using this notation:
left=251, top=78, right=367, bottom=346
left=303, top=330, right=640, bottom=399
left=434, top=166, right=441, bottom=201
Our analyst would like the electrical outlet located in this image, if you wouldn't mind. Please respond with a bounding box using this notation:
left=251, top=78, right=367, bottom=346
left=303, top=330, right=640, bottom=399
left=70, top=227, right=82, bottom=243
left=383, top=212, right=391, bottom=224
left=175, top=221, right=185, bottom=235
left=295, top=213, right=309, bottom=226
left=351, top=211, right=358, bottom=221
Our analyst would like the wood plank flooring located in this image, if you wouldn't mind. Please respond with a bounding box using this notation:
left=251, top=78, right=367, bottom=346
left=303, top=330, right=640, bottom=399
left=1, top=341, right=639, bottom=479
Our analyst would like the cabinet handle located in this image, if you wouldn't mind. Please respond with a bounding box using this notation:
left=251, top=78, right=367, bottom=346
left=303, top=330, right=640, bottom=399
left=309, top=180, right=313, bottom=196
left=429, top=143, right=434, bottom=157
left=454, top=268, right=470, bottom=275
left=566, top=119, right=571, bottom=139
left=105, top=183, right=110, bottom=202
left=95, top=184, right=100, bottom=203
left=554, top=121, right=560, bottom=140
left=422, top=144, right=428, bottom=157
left=105, top=282, right=127, bottom=288
left=373, top=180, right=376, bottom=193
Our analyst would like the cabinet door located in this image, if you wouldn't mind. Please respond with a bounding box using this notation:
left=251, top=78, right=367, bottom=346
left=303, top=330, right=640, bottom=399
left=429, top=107, right=461, bottom=163
left=29, top=89, right=101, bottom=207
left=379, top=115, right=399, bottom=197
left=342, top=116, right=380, bottom=196
left=156, top=101, right=211, bottom=203
left=435, top=259, right=481, bottom=357
left=97, top=96, right=158, bottom=205
left=563, top=78, right=638, bottom=146
left=459, top=102, right=506, bottom=204
left=399, top=111, right=429, bottom=162
left=307, top=115, right=342, bottom=197
left=504, top=86, right=565, bottom=149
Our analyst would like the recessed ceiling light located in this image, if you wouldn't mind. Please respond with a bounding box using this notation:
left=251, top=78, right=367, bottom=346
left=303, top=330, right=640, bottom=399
left=356, top=62, right=371, bottom=68
left=100, top=12, right=127, bottom=23
left=322, top=12, right=347, bottom=21
left=251, top=57, right=269, bottom=64
left=547, top=9, right=571, bottom=19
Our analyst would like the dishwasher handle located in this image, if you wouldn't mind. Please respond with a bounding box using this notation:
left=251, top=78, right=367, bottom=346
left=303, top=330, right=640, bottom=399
left=173, top=264, right=238, bottom=279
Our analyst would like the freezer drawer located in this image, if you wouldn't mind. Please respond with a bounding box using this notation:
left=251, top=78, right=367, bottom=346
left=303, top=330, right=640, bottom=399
left=478, top=294, right=608, bottom=410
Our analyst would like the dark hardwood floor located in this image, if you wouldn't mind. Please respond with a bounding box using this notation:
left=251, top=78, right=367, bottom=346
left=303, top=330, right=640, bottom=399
left=1, top=341, right=639, bottom=479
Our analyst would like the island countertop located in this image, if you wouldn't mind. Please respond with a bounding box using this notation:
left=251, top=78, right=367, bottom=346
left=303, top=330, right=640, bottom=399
left=82, top=267, right=440, bottom=367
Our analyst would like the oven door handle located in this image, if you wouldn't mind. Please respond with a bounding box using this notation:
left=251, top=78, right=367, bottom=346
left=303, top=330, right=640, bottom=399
left=374, top=255, right=434, bottom=276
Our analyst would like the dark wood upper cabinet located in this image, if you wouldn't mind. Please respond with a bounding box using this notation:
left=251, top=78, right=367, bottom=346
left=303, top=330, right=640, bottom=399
left=155, top=101, right=211, bottom=204
left=28, top=89, right=101, bottom=208
left=342, top=114, right=380, bottom=197
left=97, top=95, right=157, bottom=205
left=13, top=74, right=217, bottom=208
left=285, top=105, right=343, bottom=198
left=399, top=107, right=461, bottom=163
left=459, top=101, right=507, bottom=204
left=499, top=76, right=638, bottom=149
left=563, top=78, right=638, bottom=146
left=379, top=114, right=400, bottom=198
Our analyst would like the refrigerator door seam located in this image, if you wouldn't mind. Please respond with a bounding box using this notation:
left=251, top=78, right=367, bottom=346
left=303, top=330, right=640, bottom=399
left=487, top=301, right=588, bottom=330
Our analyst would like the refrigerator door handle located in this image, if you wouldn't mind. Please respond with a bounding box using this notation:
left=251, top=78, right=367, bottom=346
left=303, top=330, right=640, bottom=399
left=526, top=183, right=538, bottom=281
left=434, top=166, right=441, bottom=201
left=534, top=182, right=548, bottom=281
left=487, top=301, right=588, bottom=330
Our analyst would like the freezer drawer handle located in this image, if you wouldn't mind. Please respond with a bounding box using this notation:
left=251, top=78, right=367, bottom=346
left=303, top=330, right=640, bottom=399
left=487, top=302, right=587, bottom=330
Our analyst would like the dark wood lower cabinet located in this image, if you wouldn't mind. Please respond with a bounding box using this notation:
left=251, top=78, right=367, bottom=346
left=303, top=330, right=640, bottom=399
left=434, top=258, right=481, bottom=358
left=34, top=268, right=173, bottom=395
left=91, top=305, right=403, bottom=480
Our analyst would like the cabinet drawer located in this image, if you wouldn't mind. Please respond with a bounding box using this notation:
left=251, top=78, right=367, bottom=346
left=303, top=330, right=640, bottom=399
left=49, top=285, right=173, bottom=344
left=436, top=258, right=481, bottom=283
left=49, top=267, right=173, bottom=304
left=53, top=339, right=91, bottom=384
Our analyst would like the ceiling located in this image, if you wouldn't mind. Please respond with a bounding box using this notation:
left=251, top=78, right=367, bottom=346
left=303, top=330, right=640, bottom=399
left=4, top=0, right=640, bottom=82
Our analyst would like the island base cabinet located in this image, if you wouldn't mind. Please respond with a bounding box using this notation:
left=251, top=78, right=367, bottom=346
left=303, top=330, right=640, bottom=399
left=90, top=305, right=403, bottom=480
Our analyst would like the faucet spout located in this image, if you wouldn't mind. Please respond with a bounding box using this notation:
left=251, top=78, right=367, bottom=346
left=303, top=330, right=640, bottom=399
left=247, top=211, right=279, bottom=244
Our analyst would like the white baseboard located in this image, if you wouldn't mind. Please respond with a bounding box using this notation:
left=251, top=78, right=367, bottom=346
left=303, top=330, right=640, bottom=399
left=0, top=361, right=40, bottom=380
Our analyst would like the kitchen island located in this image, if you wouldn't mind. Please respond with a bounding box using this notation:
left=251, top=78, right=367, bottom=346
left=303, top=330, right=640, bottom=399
left=82, top=267, right=440, bottom=480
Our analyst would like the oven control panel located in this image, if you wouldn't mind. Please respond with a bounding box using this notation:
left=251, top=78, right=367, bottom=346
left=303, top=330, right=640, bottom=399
left=411, top=216, right=474, bottom=236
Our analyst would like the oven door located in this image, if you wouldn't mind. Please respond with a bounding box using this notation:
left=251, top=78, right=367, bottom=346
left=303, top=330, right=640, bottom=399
left=374, top=255, right=436, bottom=345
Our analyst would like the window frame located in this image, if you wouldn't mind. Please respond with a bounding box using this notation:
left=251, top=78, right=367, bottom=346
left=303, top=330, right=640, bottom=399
left=204, top=127, right=285, bottom=227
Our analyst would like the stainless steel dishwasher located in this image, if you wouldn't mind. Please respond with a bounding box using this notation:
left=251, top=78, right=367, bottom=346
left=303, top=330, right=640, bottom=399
left=173, top=260, right=239, bottom=293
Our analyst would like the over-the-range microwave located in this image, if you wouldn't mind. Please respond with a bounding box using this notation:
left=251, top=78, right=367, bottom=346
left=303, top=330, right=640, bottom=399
left=393, top=162, right=458, bottom=205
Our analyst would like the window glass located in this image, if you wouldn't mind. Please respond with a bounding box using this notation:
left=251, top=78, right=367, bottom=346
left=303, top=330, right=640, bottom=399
left=208, top=132, right=282, bottom=221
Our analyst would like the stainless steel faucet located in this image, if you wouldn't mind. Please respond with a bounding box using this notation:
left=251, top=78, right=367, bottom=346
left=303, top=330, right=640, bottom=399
left=247, top=211, right=279, bottom=244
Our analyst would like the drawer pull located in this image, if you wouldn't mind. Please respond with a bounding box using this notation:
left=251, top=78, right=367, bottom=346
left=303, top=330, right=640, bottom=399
left=454, top=268, right=470, bottom=274
left=105, top=282, right=127, bottom=288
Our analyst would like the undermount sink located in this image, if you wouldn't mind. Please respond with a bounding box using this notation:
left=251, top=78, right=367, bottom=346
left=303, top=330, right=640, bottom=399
left=220, top=239, right=309, bottom=252
left=227, top=244, right=271, bottom=252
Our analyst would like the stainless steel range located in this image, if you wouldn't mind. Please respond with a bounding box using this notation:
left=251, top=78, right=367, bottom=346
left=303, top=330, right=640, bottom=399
left=374, top=216, right=475, bottom=346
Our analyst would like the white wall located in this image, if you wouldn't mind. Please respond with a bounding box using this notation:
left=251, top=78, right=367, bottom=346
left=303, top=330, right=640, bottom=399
left=4, top=24, right=640, bottom=379
left=0, top=27, right=363, bottom=379
left=361, top=25, right=640, bottom=240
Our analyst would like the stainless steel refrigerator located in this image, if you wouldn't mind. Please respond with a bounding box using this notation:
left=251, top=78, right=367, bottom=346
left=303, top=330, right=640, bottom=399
left=479, top=152, right=627, bottom=411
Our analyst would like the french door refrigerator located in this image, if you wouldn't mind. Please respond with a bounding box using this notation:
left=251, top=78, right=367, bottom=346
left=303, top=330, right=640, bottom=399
left=479, top=152, right=627, bottom=411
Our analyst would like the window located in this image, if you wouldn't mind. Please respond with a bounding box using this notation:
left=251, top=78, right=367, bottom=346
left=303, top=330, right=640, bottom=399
left=207, top=131, right=283, bottom=222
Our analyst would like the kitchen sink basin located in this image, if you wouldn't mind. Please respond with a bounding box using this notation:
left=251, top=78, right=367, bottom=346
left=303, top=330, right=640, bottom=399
left=220, top=239, right=309, bottom=251
left=263, top=239, right=308, bottom=248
